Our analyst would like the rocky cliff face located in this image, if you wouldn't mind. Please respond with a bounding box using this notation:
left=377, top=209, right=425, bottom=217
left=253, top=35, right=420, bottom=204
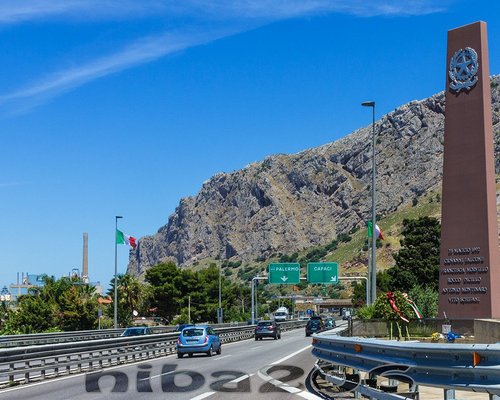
left=128, top=76, right=500, bottom=278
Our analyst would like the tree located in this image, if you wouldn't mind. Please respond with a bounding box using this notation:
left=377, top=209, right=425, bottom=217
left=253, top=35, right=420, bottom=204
left=2, top=294, right=55, bottom=334
left=145, top=262, right=183, bottom=323
left=58, top=285, right=99, bottom=331
left=388, top=217, right=440, bottom=291
left=118, top=274, right=143, bottom=320
left=408, top=285, right=438, bottom=318
left=352, top=270, right=392, bottom=307
left=3, top=275, right=100, bottom=334
left=351, top=280, right=367, bottom=307
left=145, top=261, right=252, bottom=324
left=106, top=275, right=129, bottom=327
left=0, top=301, right=9, bottom=331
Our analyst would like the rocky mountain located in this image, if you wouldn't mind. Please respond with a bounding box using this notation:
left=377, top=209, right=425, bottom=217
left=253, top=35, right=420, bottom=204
left=127, top=76, right=500, bottom=278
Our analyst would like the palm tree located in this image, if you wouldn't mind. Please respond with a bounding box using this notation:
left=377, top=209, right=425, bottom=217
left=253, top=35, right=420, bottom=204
left=117, top=274, right=143, bottom=319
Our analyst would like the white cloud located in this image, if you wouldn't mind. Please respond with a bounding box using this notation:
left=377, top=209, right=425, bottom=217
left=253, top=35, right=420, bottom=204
left=188, top=0, right=445, bottom=19
left=0, top=0, right=446, bottom=24
left=0, top=0, right=447, bottom=113
left=0, top=182, right=30, bottom=188
left=0, top=27, right=240, bottom=111
left=0, top=0, right=168, bottom=23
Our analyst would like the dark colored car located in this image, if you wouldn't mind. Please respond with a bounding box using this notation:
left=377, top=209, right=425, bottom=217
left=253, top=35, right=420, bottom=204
left=254, top=320, right=281, bottom=340
left=120, top=327, right=153, bottom=337
left=177, top=325, right=221, bottom=358
left=305, top=317, right=324, bottom=337
left=324, top=317, right=336, bottom=329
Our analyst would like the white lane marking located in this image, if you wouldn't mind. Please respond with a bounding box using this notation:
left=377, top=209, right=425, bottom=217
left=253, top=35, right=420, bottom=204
left=0, top=354, right=177, bottom=394
left=189, top=391, right=216, bottom=400
left=270, top=344, right=312, bottom=365
left=214, top=354, right=232, bottom=361
left=297, top=390, right=326, bottom=399
left=257, top=344, right=323, bottom=400
left=250, top=346, right=262, bottom=350
left=257, top=366, right=301, bottom=393
left=229, top=373, right=253, bottom=383
left=258, top=364, right=323, bottom=400
left=139, top=370, right=175, bottom=381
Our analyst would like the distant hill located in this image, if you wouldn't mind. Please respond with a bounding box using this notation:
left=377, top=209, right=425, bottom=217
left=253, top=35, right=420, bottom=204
left=128, top=76, right=500, bottom=279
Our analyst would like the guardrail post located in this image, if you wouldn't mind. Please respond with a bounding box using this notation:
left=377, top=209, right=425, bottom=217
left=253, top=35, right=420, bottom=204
left=9, top=363, right=14, bottom=384
left=66, top=356, right=70, bottom=375
left=77, top=354, right=82, bottom=373
left=353, top=369, right=361, bottom=399
left=490, top=395, right=500, bottom=400
left=24, top=361, right=30, bottom=384
left=40, top=359, right=45, bottom=380
left=444, top=388, right=456, bottom=399
left=365, top=372, right=376, bottom=400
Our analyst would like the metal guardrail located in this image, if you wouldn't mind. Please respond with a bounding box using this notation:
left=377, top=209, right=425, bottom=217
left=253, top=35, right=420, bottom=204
left=0, top=322, right=254, bottom=348
left=311, top=334, right=500, bottom=399
left=0, top=320, right=306, bottom=387
left=0, top=328, right=127, bottom=348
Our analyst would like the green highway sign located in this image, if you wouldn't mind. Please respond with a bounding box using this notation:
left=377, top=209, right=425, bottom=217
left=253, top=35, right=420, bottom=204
left=307, top=262, right=339, bottom=284
left=268, top=263, right=301, bottom=284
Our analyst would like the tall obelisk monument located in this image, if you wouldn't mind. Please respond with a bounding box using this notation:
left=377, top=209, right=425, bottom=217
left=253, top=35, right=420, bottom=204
left=439, top=21, right=500, bottom=319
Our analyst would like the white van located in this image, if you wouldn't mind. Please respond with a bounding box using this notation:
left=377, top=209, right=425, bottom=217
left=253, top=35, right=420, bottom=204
left=274, top=307, right=289, bottom=321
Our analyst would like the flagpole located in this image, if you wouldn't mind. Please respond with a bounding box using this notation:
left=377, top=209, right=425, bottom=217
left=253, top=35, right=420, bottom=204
left=114, top=215, right=123, bottom=328
left=362, top=101, right=376, bottom=305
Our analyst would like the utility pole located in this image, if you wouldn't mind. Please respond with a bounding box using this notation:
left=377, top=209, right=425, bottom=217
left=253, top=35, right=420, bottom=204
left=251, top=276, right=267, bottom=324
left=218, top=264, right=223, bottom=323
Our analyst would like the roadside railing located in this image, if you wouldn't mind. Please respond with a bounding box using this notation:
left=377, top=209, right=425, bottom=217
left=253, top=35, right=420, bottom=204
left=0, top=320, right=298, bottom=348
left=311, top=334, right=500, bottom=399
left=0, top=322, right=255, bottom=348
left=0, top=329, right=127, bottom=348
left=0, top=320, right=306, bottom=387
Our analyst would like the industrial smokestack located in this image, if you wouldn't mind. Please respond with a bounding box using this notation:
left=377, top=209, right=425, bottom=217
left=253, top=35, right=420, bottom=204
left=82, top=232, right=89, bottom=283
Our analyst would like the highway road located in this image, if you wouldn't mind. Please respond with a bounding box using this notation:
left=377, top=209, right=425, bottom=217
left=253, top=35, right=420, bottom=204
left=0, top=325, right=342, bottom=400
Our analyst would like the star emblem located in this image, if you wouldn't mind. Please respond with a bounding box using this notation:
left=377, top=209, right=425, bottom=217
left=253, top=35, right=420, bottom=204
left=449, top=47, right=479, bottom=93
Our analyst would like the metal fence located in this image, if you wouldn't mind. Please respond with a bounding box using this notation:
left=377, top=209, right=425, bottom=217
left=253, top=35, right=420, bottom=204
left=0, top=320, right=306, bottom=387
left=0, top=328, right=127, bottom=348
left=311, top=334, right=500, bottom=399
left=0, top=321, right=254, bottom=348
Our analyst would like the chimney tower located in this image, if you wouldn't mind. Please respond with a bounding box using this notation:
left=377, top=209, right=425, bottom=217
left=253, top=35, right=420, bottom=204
left=82, top=232, right=89, bottom=284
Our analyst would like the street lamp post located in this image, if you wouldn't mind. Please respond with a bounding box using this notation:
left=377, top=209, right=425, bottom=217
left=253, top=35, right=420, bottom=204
left=251, top=278, right=254, bottom=324
left=362, top=101, right=376, bottom=305
left=114, top=215, right=123, bottom=328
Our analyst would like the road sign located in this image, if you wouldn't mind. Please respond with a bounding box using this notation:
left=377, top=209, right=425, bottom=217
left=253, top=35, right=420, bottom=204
left=268, top=263, right=300, bottom=284
left=307, top=262, right=339, bottom=284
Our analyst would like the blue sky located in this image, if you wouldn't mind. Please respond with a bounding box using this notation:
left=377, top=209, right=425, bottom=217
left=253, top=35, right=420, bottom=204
left=1, top=0, right=499, bottom=291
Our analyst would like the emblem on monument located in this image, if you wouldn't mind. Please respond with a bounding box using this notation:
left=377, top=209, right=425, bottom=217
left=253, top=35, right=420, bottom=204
left=448, top=47, right=479, bottom=93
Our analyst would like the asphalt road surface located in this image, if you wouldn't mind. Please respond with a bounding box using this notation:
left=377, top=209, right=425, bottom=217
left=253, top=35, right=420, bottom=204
left=0, top=326, right=331, bottom=400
